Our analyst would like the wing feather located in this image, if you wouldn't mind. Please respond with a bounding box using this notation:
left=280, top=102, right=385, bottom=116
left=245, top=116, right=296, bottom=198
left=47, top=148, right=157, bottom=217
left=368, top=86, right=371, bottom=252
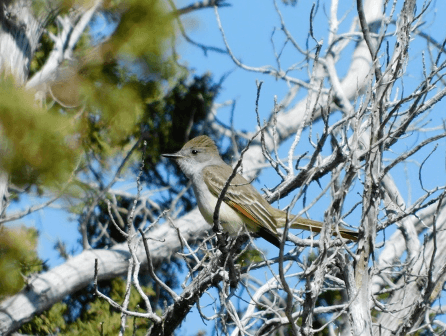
left=202, top=165, right=278, bottom=234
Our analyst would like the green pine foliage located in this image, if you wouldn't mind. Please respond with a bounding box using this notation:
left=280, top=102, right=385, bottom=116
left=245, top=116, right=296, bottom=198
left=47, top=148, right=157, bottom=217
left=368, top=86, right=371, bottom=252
left=237, top=247, right=264, bottom=268
left=0, top=75, right=80, bottom=187
left=0, top=0, right=176, bottom=188
left=0, top=226, right=42, bottom=297
left=19, top=278, right=156, bottom=335
left=109, top=0, right=174, bottom=58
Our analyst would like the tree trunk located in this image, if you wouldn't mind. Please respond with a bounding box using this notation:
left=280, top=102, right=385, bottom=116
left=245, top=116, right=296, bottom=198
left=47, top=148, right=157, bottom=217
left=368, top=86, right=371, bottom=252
left=0, top=0, right=43, bottom=216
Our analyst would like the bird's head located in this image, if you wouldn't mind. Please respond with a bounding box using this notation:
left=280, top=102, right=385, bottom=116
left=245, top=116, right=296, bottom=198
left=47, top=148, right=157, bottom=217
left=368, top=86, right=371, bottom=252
left=162, top=135, right=223, bottom=178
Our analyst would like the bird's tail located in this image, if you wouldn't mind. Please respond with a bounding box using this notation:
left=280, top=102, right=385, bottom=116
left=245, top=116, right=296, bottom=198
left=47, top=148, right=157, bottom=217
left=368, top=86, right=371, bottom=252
left=281, top=215, right=359, bottom=241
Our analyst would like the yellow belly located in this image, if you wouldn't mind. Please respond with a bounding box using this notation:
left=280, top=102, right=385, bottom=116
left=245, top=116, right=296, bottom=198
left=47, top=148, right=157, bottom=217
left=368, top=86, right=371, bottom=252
left=197, top=193, right=249, bottom=236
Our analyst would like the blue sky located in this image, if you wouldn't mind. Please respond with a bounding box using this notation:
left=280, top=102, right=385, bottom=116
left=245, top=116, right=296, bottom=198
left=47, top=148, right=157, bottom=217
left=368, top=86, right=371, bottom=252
left=6, top=0, right=446, bottom=334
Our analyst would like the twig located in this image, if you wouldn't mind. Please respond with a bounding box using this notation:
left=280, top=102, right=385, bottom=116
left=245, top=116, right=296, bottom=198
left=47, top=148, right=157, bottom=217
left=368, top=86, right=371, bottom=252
left=139, top=228, right=179, bottom=300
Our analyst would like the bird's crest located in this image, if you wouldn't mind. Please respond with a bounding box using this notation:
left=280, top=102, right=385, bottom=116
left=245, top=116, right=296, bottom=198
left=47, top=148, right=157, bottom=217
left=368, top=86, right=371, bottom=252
left=183, top=135, right=218, bottom=152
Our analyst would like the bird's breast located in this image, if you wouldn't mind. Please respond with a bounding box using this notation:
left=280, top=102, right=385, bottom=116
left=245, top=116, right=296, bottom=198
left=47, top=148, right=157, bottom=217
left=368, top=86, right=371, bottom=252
left=192, top=176, right=247, bottom=236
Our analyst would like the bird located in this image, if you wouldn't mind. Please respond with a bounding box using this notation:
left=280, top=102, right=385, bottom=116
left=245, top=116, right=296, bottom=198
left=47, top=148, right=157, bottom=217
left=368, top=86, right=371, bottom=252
left=163, top=135, right=358, bottom=248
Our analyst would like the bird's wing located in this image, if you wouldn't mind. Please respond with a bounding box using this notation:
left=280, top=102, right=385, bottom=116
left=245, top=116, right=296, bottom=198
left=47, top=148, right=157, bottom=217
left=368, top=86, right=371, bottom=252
left=203, top=166, right=359, bottom=242
left=202, top=165, right=278, bottom=234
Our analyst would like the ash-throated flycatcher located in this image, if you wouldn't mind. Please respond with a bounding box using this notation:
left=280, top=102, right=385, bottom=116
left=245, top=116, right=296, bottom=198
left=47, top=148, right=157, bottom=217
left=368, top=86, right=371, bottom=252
left=163, top=135, right=358, bottom=247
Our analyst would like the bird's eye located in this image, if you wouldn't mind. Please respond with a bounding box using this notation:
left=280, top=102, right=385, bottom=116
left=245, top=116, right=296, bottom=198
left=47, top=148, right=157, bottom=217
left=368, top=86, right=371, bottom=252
left=191, top=149, right=198, bottom=155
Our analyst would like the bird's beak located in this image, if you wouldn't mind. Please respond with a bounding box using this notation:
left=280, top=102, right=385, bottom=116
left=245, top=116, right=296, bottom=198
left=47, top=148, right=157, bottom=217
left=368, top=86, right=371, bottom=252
left=162, top=152, right=184, bottom=159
